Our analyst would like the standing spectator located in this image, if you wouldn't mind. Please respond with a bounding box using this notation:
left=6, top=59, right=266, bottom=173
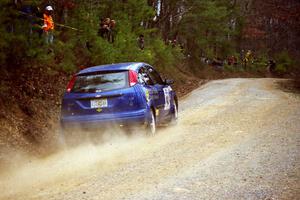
left=98, top=17, right=116, bottom=43
left=227, top=56, right=234, bottom=65
left=137, top=34, right=145, bottom=50
left=98, top=17, right=105, bottom=37
left=244, top=50, right=253, bottom=68
left=98, top=17, right=109, bottom=39
left=227, top=55, right=237, bottom=66
left=109, top=19, right=116, bottom=43
left=42, top=5, right=54, bottom=44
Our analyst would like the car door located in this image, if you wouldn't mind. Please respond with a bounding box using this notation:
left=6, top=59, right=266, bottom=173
left=146, top=66, right=171, bottom=120
left=136, top=66, right=158, bottom=104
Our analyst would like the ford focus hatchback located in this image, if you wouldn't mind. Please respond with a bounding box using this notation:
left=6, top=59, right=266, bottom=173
left=60, top=62, right=178, bottom=136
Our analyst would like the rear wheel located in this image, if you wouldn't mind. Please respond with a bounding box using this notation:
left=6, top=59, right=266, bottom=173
left=146, top=110, right=156, bottom=136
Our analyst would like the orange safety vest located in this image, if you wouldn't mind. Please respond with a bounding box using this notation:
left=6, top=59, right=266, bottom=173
left=43, top=14, right=54, bottom=31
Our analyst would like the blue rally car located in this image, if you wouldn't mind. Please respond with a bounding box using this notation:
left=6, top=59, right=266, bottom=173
left=60, top=62, right=178, bottom=136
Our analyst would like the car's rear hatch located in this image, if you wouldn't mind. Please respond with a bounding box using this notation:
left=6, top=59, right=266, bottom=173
left=61, top=70, right=141, bottom=118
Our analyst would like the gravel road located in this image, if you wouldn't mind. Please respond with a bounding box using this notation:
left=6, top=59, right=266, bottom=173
left=0, top=78, right=299, bottom=200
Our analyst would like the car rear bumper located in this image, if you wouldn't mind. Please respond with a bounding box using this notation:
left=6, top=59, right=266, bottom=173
left=60, top=109, right=148, bottom=129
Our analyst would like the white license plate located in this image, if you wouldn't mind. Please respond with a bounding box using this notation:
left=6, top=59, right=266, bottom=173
left=90, top=99, right=108, bottom=108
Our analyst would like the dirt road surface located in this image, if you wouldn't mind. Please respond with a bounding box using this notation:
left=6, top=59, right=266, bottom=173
left=0, top=78, right=299, bottom=200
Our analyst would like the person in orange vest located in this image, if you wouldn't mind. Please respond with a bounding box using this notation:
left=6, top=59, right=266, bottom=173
left=42, top=6, right=54, bottom=44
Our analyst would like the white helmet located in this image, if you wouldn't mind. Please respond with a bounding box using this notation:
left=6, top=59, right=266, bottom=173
left=45, top=6, right=53, bottom=11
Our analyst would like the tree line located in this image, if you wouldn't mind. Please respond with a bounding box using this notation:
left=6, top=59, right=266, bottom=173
left=0, top=0, right=299, bottom=76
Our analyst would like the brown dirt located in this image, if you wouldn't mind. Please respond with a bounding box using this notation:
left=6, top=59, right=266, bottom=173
left=0, top=67, right=68, bottom=165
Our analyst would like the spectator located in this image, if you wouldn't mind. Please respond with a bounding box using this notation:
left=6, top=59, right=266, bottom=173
left=42, top=5, right=54, bottom=44
left=227, top=55, right=238, bottom=66
left=98, top=17, right=113, bottom=42
left=244, top=50, right=253, bottom=68
left=108, top=19, right=116, bottom=43
left=137, top=34, right=145, bottom=50
left=227, top=56, right=234, bottom=65
left=98, top=18, right=105, bottom=37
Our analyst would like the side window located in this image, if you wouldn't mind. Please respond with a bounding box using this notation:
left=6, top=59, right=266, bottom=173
left=138, top=67, right=153, bottom=85
left=147, top=67, right=164, bottom=85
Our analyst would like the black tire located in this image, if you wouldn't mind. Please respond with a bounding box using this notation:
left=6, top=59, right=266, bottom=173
left=146, top=110, right=156, bottom=136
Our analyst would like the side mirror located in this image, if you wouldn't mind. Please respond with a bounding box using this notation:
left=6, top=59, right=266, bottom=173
left=165, top=79, right=174, bottom=85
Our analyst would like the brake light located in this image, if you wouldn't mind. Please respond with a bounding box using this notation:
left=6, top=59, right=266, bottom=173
left=66, top=75, right=77, bottom=93
left=129, top=70, right=138, bottom=86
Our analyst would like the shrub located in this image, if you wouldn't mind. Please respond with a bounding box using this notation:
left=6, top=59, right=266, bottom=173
left=250, top=53, right=268, bottom=73
left=275, top=51, right=295, bottom=74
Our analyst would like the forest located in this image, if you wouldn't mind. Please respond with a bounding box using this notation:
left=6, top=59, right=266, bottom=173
left=1, top=0, right=299, bottom=75
left=0, top=0, right=299, bottom=151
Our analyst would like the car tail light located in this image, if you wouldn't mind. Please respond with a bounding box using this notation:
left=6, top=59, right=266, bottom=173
left=66, top=75, right=77, bottom=92
left=129, top=70, right=138, bottom=87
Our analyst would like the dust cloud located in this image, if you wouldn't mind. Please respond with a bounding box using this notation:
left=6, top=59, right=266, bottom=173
left=0, top=127, right=151, bottom=199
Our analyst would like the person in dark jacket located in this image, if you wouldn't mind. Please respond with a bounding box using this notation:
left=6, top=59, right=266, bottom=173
left=137, top=34, right=145, bottom=50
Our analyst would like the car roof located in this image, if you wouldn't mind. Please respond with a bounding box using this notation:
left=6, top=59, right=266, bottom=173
left=77, top=62, right=148, bottom=75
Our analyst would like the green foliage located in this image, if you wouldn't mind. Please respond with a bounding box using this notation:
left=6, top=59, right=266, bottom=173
left=54, top=40, right=77, bottom=72
left=275, top=51, right=295, bottom=73
left=59, top=0, right=181, bottom=73
left=0, top=0, right=181, bottom=76
left=0, top=0, right=247, bottom=78
left=178, top=0, right=240, bottom=60
left=249, top=53, right=268, bottom=73
left=224, top=64, right=241, bottom=73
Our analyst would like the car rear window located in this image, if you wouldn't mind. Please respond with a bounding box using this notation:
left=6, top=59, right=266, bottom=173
left=72, top=71, right=129, bottom=93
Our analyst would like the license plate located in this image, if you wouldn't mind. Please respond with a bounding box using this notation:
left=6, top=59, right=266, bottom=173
left=90, top=99, right=108, bottom=108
